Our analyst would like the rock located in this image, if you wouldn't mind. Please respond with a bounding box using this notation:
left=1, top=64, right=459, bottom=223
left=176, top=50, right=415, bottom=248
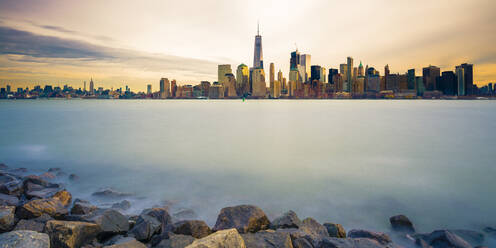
left=0, top=205, right=16, bottom=232
left=155, top=233, right=196, bottom=248
left=213, top=205, right=270, bottom=233
left=293, top=238, right=313, bottom=248
left=318, top=237, right=394, bottom=248
left=69, top=174, right=79, bottom=181
left=14, top=219, right=46, bottom=232
left=173, top=208, right=198, bottom=221
left=482, top=227, right=495, bottom=237
left=0, top=163, right=7, bottom=170
left=414, top=230, right=472, bottom=248
left=241, top=229, right=293, bottom=248
left=71, top=199, right=98, bottom=215
left=23, top=176, right=61, bottom=199
left=112, top=200, right=131, bottom=211
left=0, top=230, right=50, bottom=248
left=173, top=220, right=212, bottom=239
left=348, top=230, right=391, bottom=245
left=140, top=207, right=173, bottom=233
left=299, top=218, right=329, bottom=245
left=324, top=223, right=346, bottom=238
left=450, top=229, right=485, bottom=247
left=16, top=198, right=68, bottom=219
left=104, top=236, right=146, bottom=248
left=0, top=193, right=19, bottom=206
left=128, top=214, right=161, bottom=242
left=85, top=209, right=129, bottom=236
left=186, top=228, right=246, bottom=248
left=39, top=172, right=56, bottom=180
left=0, top=172, right=24, bottom=196
left=389, top=215, right=415, bottom=233
left=53, top=190, right=72, bottom=207
left=271, top=210, right=302, bottom=229
left=92, top=188, right=133, bottom=198
left=45, top=220, right=101, bottom=248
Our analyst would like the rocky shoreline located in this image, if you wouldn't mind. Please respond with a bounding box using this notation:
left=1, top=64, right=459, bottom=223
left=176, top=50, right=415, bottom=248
left=1, top=163, right=494, bottom=248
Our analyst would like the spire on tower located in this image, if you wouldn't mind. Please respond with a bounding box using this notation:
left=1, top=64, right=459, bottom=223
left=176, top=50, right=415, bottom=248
left=257, top=20, right=259, bottom=36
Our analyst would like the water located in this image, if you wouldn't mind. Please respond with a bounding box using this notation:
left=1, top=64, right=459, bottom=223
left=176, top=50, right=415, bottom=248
left=1, top=99, right=495, bottom=235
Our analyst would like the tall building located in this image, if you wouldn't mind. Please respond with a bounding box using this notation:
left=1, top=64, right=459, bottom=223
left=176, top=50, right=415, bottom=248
left=423, top=65, right=440, bottom=91
left=340, top=64, right=348, bottom=82
left=218, top=64, right=232, bottom=86
left=236, top=64, right=250, bottom=96
left=83, top=81, right=86, bottom=92
left=277, top=70, right=283, bottom=88
left=171, top=80, right=177, bottom=97
left=159, top=78, right=170, bottom=99
left=300, top=54, right=311, bottom=82
left=407, top=69, right=415, bottom=90
left=200, top=81, right=210, bottom=97
left=320, top=67, right=326, bottom=83
left=328, top=69, right=338, bottom=85
left=310, top=65, right=321, bottom=82
left=89, top=78, right=94, bottom=94
left=6, top=85, right=11, bottom=93
left=251, top=68, right=266, bottom=98
left=269, top=63, right=275, bottom=84
left=224, top=73, right=237, bottom=98
left=346, top=57, right=353, bottom=92
left=456, top=66, right=465, bottom=96
left=147, top=84, right=152, bottom=94
left=253, top=23, right=263, bottom=69
left=290, top=50, right=300, bottom=70
left=358, top=61, right=364, bottom=77
left=416, top=76, right=425, bottom=96
left=438, top=71, right=457, bottom=95
left=460, top=63, right=473, bottom=95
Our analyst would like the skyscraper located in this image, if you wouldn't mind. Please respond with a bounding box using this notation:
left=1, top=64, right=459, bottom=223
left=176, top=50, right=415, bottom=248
left=171, top=80, right=177, bottom=97
left=423, top=65, right=440, bottom=91
left=251, top=68, right=266, bottom=98
left=407, top=69, right=416, bottom=90
left=290, top=50, right=300, bottom=70
left=218, top=64, right=232, bottom=86
left=456, top=66, right=465, bottom=96
left=300, top=54, right=311, bottom=82
left=253, top=23, right=263, bottom=69
left=159, top=78, right=170, bottom=99
left=89, top=78, right=94, bottom=94
left=147, top=84, right=152, bottom=94
left=346, top=57, right=353, bottom=92
left=460, top=63, right=473, bottom=95
left=358, top=61, right=364, bottom=77
left=310, top=65, right=321, bottom=82
left=269, top=63, right=275, bottom=84
left=236, top=64, right=249, bottom=96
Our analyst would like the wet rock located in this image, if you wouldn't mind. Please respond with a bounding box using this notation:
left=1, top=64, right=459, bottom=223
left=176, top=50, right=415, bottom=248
left=0, top=205, right=16, bottom=232
left=103, top=236, right=146, bottom=248
left=271, top=210, right=302, bottom=229
left=112, top=200, right=131, bottom=211
left=348, top=229, right=392, bottom=245
left=0, top=172, right=24, bottom=196
left=173, top=208, right=198, bottom=221
left=14, top=219, right=46, bottom=232
left=324, top=222, right=346, bottom=238
left=155, top=233, right=196, bottom=248
left=16, top=198, right=68, bottom=219
left=318, top=237, right=394, bottom=248
left=186, top=228, right=246, bottom=248
left=389, top=215, right=415, bottom=233
left=140, top=207, right=173, bottom=233
left=172, top=220, right=212, bottom=239
left=0, top=230, right=50, bottom=248
left=450, top=229, right=485, bottom=247
left=0, top=192, right=19, bottom=206
left=53, top=190, right=72, bottom=207
left=92, top=188, right=133, bottom=198
left=45, top=220, right=101, bottom=248
left=39, top=172, right=56, bottom=180
left=71, top=199, right=98, bottom=215
left=414, top=230, right=472, bottom=248
left=299, top=218, right=329, bottom=245
left=213, top=205, right=270, bottom=233
left=293, top=237, right=313, bottom=248
left=85, top=209, right=129, bottom=236
left=129, top=214, right=161, bottom=242
left=23, top=176, right=61, bottom=199
left=69, top=174, right=80, bottom=181
left=241, top=229, right=293, bottom=248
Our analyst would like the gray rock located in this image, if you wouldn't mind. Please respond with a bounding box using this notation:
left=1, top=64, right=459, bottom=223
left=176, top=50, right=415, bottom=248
left=0, top=230, right=50, bottom=248
left=324, top=223, right=346, bottom=238
left=348, top=229, right=392, bottom=245
left=414, top=230, right=472, bottom=248
left=318, top=237, right=396, bottom=248
left=129, top=214, right=161, bottom=242
left=213, top=205, right=270, bottom=233
left=23, top=176, right=62, bottom=200
left=293, top=237, right=313, bottom=248
left=0, top=205, right=16, bottom=232
left=186, top=228, right=246, bottom=248
left=241, top=229, right=293, bottom=248
left=389, top=215, right=415, bottom=233
left=71, top=199, right=98, bottom=215
left=0, top=172, right=24, bottom=196
left=14, top=219, right=46, bottom=232
left=16, top=198, right=68, bottom=219
left=299, top=218, right=330, bottom=245
left=92, top=188, right=133, bottom=198
left=173, top=220, right=212, bottom=239
left=103, top=236, right=146, bottom=248
left=449, top=229, right=484, bottom=247
left=140, top=207, right=173, bottom=233
left=45, top=220, right=102, bottom=248
left=0, top=193, right=19, bottom=206
left=112, top=200, right=131, bottom=211
left=85, top=209, right=129, bottom=236
left=155, top=233, right=196, bottom=248
left=271, top=210, right=302, bottom=229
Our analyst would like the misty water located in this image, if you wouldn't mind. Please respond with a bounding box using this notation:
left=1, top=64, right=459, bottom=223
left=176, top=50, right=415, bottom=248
left=1, top=99, right=495, bottom=235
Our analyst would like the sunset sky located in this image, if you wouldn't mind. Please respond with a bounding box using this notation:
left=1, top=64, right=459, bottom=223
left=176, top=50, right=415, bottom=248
left=1, top=0, right=495, bottom=91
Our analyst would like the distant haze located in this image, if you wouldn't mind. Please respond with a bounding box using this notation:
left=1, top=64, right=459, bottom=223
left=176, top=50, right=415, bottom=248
left=0, top=0, right=495, bottom=90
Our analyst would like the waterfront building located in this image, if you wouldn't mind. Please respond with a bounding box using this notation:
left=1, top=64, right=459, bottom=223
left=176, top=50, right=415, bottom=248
left=346, top=57, right=353, bottom=92
left=147, top=84, right=152, bottom=94
left=366, top=74, right=381, bottom=93
left=358, top=61, right=364, bottom=77
left=310, top=65, right=321, bottom=82
left=456, top=66, right=465, bottom=96
left=460, top=63, right=473, bottom=95
left=224, top=73, right=238, bottom=98
left=269, top=63, right=275, bottom=84
left=289, top=69, right=300, bottom=84
left=416, top=76, right=425, bottom=96
left=320, top=67, right=326, bottom=83
left=251, top=68, right=266, bottom=98
left=171, top=80, right=177, bottom=97
left=159, top=78, right=170, bottom=99
left=301, top=54, right=311, bottom=82
left=277, top=70, right=283, bottom=89
left=290, top=50, right=300, bottom=70
left=208, top=83, right=224, bottom=99
left=423, top=65, right=440, bottom=91
left=253, top=23, right=263, bottom=69
left=328, top=68, right=338, bottom=85
left=438, top=71, right=457, bottom=95
left=236, top=64, right=250, bottom=96
left=89, top=78, right=94, bottom=95
left=218, top=64, right=232, bottom=87
left=200, top=81, right=210, bottom=97
left=407, top=69, right=415, bottom=90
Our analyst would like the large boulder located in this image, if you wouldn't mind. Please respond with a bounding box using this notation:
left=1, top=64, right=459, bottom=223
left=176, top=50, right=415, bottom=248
left=92, top=188, right=133, bottom=198
left=14, top=219, right=46, bottom=232
left=82, top=209, right=129, bottom=237
left=186, top=228, right=246, bottom=248
left=45, top=220, right=101, bottom=248
left=103, top=236, right=147, bottom=248
left=348, top=229, right=392, bottom=245
left=22, top=175, right=61, bottom=199
left=0, top=172, right=24, bottom=196
left=293, top=238, right=313, bottom=248
left=389, top=215, right=415, bottom=233
left=0, top=230, right=50, bottom=248
left=449, top=230, right=485, bottom=247
left=299, top=218, right=329, bottom=245
left=173, top=220, right=212, bottom=239
left=112, top=200, right=131, bottom=211
left=0, top=193, right=19, bottom=206
left=16, top=198, right=68, bottom=219
left=213, top=205, right=270, bottom=233
left=414, top=230, right=473, bottom=248
left=52, top=190, right=72, bottom=207
left=271, top=210, right=302, bottom=229
left=139, top=207, right=172, bottom=233
left=241, top=229, right=293, bottom=248
left=155, top=233, right=196, bottom=248
left=128, top=214, right=161, bottom=242
left=324, top=222, right=346, bottom=238
left=0, top=205, right=16, bottom=232
left=318, top=237, right=395, bottom=248
left=71, top=199, right=98, bottom=215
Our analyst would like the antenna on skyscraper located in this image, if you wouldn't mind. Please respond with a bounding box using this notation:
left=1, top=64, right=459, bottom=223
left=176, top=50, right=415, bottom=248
left=295, top=43, right=298, bottom=51
left=257, top=20, right=260, bottom=35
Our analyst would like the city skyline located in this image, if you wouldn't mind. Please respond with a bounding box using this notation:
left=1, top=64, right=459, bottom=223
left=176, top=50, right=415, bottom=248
left=1, top=0, right=496, bottom=91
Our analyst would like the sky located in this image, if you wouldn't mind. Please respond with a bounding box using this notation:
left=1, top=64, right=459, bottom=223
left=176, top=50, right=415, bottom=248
left=0, top=0, right=495, bottom=91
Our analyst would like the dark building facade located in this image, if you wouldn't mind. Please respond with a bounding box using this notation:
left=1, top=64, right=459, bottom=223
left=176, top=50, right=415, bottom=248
left=423, top=66, right=441, bottom=91
left=310, top=65, right=322, bottom=82
left=328, top=68, right=338, bottom=84
left=437, top=71, right=457, bottom=95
